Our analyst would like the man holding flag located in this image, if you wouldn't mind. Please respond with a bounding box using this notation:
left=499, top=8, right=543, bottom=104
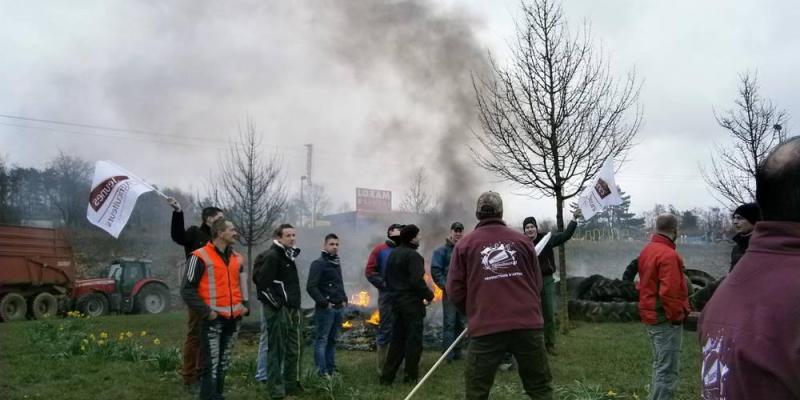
left=168, top=197, right=224, bottom=392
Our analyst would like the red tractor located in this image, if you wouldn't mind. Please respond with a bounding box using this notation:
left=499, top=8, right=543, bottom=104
left=72, top=258, right=171, bottom=317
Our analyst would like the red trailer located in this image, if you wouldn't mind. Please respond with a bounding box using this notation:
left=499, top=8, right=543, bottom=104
left=0, top=225, right=170, bottom=321
left=0, top=225, right=75, bottom=321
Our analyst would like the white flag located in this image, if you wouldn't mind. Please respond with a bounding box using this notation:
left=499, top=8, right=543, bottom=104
left=86, top=161, right=154, bottom=238
left=577, top=159, right=623, bottom=220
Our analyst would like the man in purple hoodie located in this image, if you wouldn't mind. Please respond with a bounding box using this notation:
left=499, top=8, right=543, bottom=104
left=447, top=191, right=552, bottom=400
left=699, top=137, right=800, bottom=399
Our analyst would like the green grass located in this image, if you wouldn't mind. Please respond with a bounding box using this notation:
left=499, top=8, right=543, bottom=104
left=0, top=312, right=700, bottom=399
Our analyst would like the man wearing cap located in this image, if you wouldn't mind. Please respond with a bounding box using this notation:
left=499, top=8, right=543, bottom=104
left=364, top=223, right=404, bottom=373
left=448, top=192, right=553, bottom=399
left=380, top=224, right=434, bottom=385
left=522, top=211, right=579, bottom=356
left=431, top=221, right=466, bottom=362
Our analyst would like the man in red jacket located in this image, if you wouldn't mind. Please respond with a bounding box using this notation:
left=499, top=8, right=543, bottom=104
left=637, top=213, right=689, bottom=400
left=447, top=191, right=552, bottom=400
left=699, top=137, right=800, bottom=399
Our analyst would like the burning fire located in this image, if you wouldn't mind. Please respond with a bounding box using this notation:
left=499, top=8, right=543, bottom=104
left=350, top=291, right=370, bottom=307
left=424, top=274, right=444, bottom=302
left=366, top=310, right=380, bottom=326
left=342, top=320, right=353, bottom=329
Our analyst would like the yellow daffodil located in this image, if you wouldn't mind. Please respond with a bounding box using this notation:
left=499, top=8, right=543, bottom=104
left=607, top=390, right=617, bottom=397
left=126, top=331, right=133, bottom=338
left=98, top=340, right=106, bottom=346
left=153, top=338, right=161, bottom=345
left=89, top=334, right=96, bottom=341
left=140, top=331, right=147, bottom=337
left=99, top=332, right=108, bottom=339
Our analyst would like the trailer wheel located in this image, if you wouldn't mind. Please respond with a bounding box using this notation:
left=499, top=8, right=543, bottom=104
left=0, top=293, right=28, bottom=322
left=77, top=293, right=109, bottom=317
left=30, top=292, right=58, bottom=319
left=136, top=284, right=169, bottom=314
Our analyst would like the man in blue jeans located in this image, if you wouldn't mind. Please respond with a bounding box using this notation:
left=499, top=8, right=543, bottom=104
left=431, top=221, right=465, bottom=361
left=306, top=233, right=348, bottom=376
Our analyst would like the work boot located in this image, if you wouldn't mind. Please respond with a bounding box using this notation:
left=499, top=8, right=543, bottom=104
left=376, top=345, right=388, bottom=375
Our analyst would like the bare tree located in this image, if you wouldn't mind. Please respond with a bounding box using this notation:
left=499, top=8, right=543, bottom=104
left=702, top=72, right=788, bottom=207
left=216, top=119, right=287, bottom=275
left=45, top=151, right=92, bottom=226
left=293, top=182, right=331, bottom=227
left=399, top=168, right=433, bottom=214
left=472, top=0, right=641, bottom=328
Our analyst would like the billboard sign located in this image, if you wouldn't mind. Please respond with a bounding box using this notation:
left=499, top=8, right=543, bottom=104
left=356, top=188, right=392, bottom=213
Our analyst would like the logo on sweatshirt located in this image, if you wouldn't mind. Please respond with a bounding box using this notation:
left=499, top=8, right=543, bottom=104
left=701, top=335, right=730, bottom=397
left=480, top=243, right=518, bottom=274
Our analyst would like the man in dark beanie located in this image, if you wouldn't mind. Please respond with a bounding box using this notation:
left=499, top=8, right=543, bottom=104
left=521, top=210, right=579, bottom=357
left=364, top=223, right=404, bottom=374
left=448, top=191, right=553, bottom=399
left=380, top=224, right=434, bottom=385
left=731, top=202, right=761, bottom=271
left=690, top=202, right=762, bottom=311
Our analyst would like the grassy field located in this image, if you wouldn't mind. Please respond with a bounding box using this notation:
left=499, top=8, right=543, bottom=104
left=0, top=312, right=702, bottom=399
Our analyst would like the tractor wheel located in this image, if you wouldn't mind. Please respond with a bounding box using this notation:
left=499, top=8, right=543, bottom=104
left=77, top=293, right=109, bottom=317
left=136, top=284, right=170, bottom=314
left=0, top=293, right=27, bottom=322
left=30, top=292, right=58, bottom=320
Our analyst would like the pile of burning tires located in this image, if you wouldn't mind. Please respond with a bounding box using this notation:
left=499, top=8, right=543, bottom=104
left=565, top=269, right=716, bottom=323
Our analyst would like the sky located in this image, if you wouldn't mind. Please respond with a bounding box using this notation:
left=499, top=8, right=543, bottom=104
left=1, top=0, right=798, bottom=225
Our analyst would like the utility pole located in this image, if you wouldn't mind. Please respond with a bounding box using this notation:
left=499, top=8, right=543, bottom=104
left=304, top=144, right=314, bottom=227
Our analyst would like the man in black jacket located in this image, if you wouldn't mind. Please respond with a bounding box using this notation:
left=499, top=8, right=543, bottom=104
left=167, top=197, right=224, bottom=390
left=253, top=224, right=303, bottom=399
left=380, top=224, right=434, bottom=385
left=522, top=211, right=579, bottom=356
left=306, top=233, right=348, bottom=376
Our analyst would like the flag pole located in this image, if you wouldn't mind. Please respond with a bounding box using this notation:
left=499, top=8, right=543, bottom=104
left=404, top=328, right=468, bottom=400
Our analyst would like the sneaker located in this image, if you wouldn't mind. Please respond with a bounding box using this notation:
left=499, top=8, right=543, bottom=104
left=498, top=362, right=514, bottom=372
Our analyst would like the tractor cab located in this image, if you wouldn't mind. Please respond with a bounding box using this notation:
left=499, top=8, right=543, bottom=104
left=108, top=258, right=153, bottom=299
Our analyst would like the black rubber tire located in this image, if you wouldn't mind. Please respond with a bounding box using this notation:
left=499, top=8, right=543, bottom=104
left=568, top=299, right=640, bottom=323
left=30, top=292, right=58, bottom=319
left=136, top=284, right=170, bottom=314
left=0, top=293, right=27, bottom=322
left=685, top=269, right=716, bottom=291
left=575, top=275, right=605, bottom=300
left=77, top=292, right=109, bottom=317
left=584, top=277, right=639, bottom=302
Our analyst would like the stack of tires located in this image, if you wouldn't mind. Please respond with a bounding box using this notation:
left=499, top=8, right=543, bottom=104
left=566, top=268, right=717, bottom=323
left=568, top=275, right=640, bottom=323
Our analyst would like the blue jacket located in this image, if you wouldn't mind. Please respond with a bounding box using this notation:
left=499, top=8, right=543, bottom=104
left=430, top=239, right=455, bottom=291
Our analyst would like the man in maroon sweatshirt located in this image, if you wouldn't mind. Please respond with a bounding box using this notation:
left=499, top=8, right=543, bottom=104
left=699, top=137, right=800, bottom=399
left=447, top=191, right=552, bottom=400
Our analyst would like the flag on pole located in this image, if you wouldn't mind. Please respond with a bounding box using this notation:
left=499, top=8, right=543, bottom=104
left=577, top=159, right=623, bottom=220
left=86, top=161, right=154, bottom=238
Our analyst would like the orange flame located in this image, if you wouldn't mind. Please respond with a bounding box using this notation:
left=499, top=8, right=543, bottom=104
left=366, top=310, right=380, bottom=326
left=350, top=291, right=370, bottom=307
left=424, top=274, right=444, bottom=302
left=342, top=320, right=353, bottom=329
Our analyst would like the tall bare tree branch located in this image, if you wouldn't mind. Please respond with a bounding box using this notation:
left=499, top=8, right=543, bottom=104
left=701, top=72, right=788, bottom=208
left=216, top=119, right=287, bottom=276
left=472, top=0, right=641, bottom=328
